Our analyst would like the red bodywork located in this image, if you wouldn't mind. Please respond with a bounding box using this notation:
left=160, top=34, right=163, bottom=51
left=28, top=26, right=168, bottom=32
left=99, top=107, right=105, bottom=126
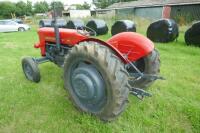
left=35, top=27, right=154, bottom=63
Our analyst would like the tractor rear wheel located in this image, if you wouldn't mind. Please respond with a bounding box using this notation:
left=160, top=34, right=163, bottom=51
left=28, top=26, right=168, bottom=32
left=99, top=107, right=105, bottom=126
left=127, top=49, right=160, bottom=89
left=64, top=41, right=130, bottom=121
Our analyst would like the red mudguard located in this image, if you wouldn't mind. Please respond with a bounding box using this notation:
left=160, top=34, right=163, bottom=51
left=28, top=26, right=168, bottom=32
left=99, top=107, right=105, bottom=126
left=107, top=32, right=154, bottom=62
left=80, top=32, right=154, bottom=64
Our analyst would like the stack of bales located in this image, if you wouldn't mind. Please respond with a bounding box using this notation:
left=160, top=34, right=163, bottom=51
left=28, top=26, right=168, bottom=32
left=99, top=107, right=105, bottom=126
left=66, top=19, right=85, bottom=29
left=185, top=21, right=200, bottom=46
left=39, top=19, right=67, bottom=28
left=86, top=19, right=108, bottom=35
left=147, top=19, right=179, bottom=43
left=111, top=20, right=136, bottom=36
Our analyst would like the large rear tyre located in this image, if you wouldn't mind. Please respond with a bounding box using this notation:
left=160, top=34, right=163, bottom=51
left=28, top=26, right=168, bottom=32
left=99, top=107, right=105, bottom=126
left=127, top=49, right=160, bottom=89
left=22, top=57, right=40, bottom=83
left=64, top=41, right=130, bottom=121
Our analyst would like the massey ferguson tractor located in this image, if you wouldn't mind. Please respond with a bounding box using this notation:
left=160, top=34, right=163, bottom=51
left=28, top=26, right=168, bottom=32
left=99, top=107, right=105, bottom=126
left=21, top=8, right=163, bottom=121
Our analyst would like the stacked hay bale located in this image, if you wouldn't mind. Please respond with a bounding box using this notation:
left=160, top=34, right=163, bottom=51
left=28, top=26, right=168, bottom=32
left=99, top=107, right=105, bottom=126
left=66, top=19, right=85, bottom=29
left=185, top=21, right=200, bottom=46
left=53, top=19, right=67, bottom=28
left=39, top=19, right=67, bottom=28
left=39, top=19, right=52, bottom=28
left=86, top=19, right=108, bottom=35
left=111, top=20, right=136, bottom=36
left=147, top=19, right=179, bottom=43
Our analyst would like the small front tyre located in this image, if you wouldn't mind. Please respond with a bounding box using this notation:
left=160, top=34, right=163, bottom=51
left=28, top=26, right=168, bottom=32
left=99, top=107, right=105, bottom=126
left=22, top=57, right=40, bottom=83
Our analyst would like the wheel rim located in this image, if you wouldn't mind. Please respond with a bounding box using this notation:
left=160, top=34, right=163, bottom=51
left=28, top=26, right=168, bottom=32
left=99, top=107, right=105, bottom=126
left=69, top=61, right=106, bottom=113
left=19, top=28, right=24, bottom=32
left=23, top=63, right=33, bottom=80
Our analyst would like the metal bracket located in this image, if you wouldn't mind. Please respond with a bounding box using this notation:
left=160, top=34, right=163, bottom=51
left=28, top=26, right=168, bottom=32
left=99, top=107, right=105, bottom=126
left=124, top=56, right=165, bottom=82
left=33, top=57, right=50, bottom=64
left=130, top=87, right=152, bottom=100
left=143, top=74, right=166, bottom=80
left=129, top=73, right=165, bottom=82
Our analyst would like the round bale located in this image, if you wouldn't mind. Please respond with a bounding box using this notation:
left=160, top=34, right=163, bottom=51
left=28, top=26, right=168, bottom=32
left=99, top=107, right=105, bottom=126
left=86, top=19, right=108, bottom=35
left=66, top=19, right=85, bottom=29
left=51, top=19, right=67, bottom=28
left=147, top=19, right=179, bottom=43
left=111, top=20, right=136, bottom=36
left=185, top=21, right=200, bottom=46
left=39, top=19, right=52, bottom=28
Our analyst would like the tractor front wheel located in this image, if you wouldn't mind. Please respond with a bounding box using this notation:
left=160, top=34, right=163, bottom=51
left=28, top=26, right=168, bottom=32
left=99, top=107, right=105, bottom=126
left=64, top=41, right=130, bottom=121
left=22, top=57, right=40, bottom=83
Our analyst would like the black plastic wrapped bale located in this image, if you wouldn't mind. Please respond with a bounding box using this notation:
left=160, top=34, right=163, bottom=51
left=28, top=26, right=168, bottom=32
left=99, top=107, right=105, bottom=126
left=86, top=19, right=108, bottom=35
left=147, top=19, right=179, bottom=43
left=185, top=21, right=200, bottom=46
left=111, top=20, right=136, bottom=36
left=39, top=19, right=52, bottom=28
left=66, top=19, right=84, bottom=29
left=51, top=19, right=67, bottom=28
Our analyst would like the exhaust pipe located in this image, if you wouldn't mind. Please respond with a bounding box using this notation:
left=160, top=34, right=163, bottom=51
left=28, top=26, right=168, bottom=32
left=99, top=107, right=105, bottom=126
left=52, top=4, right=61, bottom=51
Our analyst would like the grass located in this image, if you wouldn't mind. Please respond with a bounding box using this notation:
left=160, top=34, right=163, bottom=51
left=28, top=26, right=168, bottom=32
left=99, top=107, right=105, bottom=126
left=0, top=24, right=200, bottom=133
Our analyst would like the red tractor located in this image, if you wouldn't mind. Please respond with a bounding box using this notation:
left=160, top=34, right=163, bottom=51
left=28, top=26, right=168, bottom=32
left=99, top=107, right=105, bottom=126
left=22, top=10, right=162, bottom=121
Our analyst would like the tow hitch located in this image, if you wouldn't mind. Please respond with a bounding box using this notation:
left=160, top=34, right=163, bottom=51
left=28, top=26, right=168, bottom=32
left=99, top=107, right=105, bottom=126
left=130, top=87, right=152, bottom=100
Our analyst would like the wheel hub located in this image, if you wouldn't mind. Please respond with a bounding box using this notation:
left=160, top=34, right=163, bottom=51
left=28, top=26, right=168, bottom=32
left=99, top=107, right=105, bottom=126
left=73, top=74, right=95, bottom=99
left=71, top=64, right=105, bottom=104
left=24, top=63, right=33, bottom=80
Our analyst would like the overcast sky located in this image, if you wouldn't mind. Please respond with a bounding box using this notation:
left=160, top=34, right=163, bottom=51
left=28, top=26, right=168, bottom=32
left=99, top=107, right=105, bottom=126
left=0, top=0, right=93, bottom=5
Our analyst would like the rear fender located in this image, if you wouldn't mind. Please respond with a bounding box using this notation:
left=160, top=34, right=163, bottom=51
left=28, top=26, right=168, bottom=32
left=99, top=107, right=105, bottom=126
left=107, top=32, right=154, bottom=62
left=78, top=38, right=128, bottom=63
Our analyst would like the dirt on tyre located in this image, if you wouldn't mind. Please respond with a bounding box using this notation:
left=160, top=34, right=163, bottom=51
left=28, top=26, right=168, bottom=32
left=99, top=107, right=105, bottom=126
left=127, top=49, right=160, bottom=89
left=64, top=41, right=130, bottom=121
left=22, top=57, right=40, bottom=83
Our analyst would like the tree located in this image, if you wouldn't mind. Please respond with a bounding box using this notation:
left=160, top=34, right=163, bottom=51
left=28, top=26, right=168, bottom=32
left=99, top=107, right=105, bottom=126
left=50, top=1, right=64, bottom=17
left=0, top=1, right=33, bottom=18
left=50, top=1, right=64, bottom=10
left=93, top=0, right=137, bottom=9
left=15, top=1, right=33, bottom=16
left=0, top=2, right=16, bottom=18
left=26, top=1, right=33, bottom=16
left=82, top=2, right=90, bottom=9
left=75, top=2, right=91, bottom=10
left=15, top=1, right=27, bottom=16
left=93, top=0, right=109, bottom=9
left=123, top=0, right=137, bottom=1
left=34, top=1, right=49, bottom=13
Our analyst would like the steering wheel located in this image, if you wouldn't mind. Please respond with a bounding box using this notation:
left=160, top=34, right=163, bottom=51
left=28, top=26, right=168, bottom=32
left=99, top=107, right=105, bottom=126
left=76, top=26, right=96, bottom=37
